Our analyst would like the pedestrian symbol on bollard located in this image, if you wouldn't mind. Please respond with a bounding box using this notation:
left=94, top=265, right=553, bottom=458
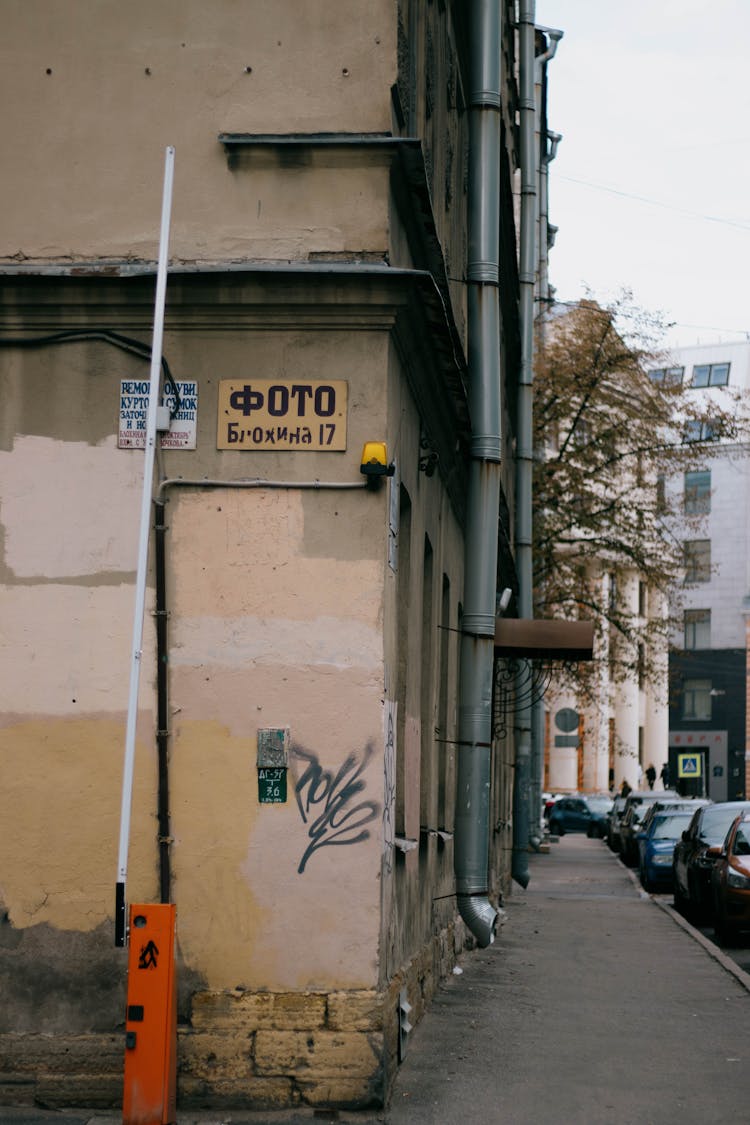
left=678, top=753, right=702, bottom=778
left=138, top=940, right=159, bottom=970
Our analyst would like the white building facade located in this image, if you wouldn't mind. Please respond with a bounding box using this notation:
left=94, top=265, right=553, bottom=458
left=660, top=341, right=750, bottom=800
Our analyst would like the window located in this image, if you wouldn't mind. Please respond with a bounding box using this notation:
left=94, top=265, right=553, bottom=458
left=684, top=419, right=719, bottom=443
left=684, top=608, right=710, bottom=649
left=395, top=486, right=412, bottom=837
left=682, top=679, right=712, bottom=721
left=608, top=571, right=617, bottom=613
left=419, top=534, right=434, bottom=845
left=684, top=470, right=711, bottom=515
left=683, top=539, right=710, bottom=583
left=648, top=366, right=684, bottom=387
left=656, top=473, right=666, bottom=511
left=571, top=418, right=591, bottom=447
left=690, top=362, right=730, bottom=387
left=437, top=575, right=451, bottom=832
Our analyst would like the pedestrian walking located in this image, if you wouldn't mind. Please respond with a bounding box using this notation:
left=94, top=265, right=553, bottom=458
left=645, top=763, right=656, bottom=790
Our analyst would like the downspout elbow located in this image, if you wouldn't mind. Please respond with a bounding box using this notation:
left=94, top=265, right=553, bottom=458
left=457, top=893, right=498, bottom=947
left=535, top=25, right=563, bottom=65
left=512, top=855, right=530, bottom=889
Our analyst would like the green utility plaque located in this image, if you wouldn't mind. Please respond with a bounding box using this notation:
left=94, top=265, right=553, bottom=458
left=258, top=766, right=287, bottom=804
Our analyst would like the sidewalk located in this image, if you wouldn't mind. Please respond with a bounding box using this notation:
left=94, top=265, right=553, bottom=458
left=387, top=835, right=750, bottom=1125
left=2, top=836, right=748, bottom=1125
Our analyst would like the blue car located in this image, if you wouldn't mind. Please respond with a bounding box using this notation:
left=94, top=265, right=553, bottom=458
left=638, top=810, right=695, bottom=893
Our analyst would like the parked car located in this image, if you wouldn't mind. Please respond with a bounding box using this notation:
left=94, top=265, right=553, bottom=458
left=606, top=795, right=627, bottom=853
left=638, top=798, right=709, bottom=838
left=542, top=793, right=560, bottom=824
left=619, top=791, right=680, bottom=867
left=637, top=809, right=695, bottom=893
left=548, top=794, right=613, bottom=837
left=673, top=801, right=750, bottom=921
left=712, top=812, right=750, bottom=944
left=585, top=795, right=615, bottom=838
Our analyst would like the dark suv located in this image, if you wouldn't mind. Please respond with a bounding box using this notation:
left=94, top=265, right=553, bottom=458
left=673, top=801, right=750, bottom=921
left=549, top=795, right=613, bottom=837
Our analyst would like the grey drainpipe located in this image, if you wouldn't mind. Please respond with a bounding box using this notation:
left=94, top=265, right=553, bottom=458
left=529, top=119, right=561, bottom=842
left=526, top=24, right=559, bottom=859
left=513, top=11, right=562, bottom=883
left=454, top=0, right=503, bottom=948
left=512, top=0, right=538, bottom=888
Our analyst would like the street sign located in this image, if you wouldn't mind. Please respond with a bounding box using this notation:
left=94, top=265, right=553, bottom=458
left=217, top=379, right=347, bottom=451
left=678, top=752, right=702, bottom=778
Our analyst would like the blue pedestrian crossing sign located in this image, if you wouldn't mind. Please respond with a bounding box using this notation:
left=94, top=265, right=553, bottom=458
left=677, top=752, right=702, bottom=778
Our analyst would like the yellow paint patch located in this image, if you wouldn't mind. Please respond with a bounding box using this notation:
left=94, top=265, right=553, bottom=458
left=0, top=717, right=156, bottom=930
left=170, top=720, right=381, bottom=991
left=169, top=721, right=271, bottom=989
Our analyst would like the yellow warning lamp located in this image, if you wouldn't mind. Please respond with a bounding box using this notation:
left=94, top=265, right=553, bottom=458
left=360, top=442, right=395, bottom=489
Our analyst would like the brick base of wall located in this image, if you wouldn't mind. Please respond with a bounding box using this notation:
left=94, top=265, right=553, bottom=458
left=0, top=920, right=467, bottom=1112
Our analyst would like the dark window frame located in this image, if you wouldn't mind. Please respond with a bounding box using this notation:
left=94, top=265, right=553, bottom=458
left=682, top=678, right=712, bottom=721
left=684, top=469, right=711, bottom=515
left=648, top=366, right=684, bottom=387
left=690, top=362, right=730, bottom=388
left=683, top=608, right=710, bottom=649
left=683, top=538, right=711, bottom=583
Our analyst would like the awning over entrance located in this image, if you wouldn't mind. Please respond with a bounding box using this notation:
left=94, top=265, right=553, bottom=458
left=494, top=618, right=595, bottom=662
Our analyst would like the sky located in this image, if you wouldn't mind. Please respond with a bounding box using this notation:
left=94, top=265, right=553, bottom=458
left=534, top=0, right=750, bottom=348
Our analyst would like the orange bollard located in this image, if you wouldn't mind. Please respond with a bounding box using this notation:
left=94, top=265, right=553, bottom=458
left=122, top=903, right=177, bottom=1125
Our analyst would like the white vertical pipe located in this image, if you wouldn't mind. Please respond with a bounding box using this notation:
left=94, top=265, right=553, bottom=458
left=116, top=146, right=175, bottom=943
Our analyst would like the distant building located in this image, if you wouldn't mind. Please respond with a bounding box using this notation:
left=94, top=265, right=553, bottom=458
left=660, top=341, right=750, bottom=800
left=538, top=303, right=670, bottom=797
left=543, top=569, right=669, bottom=796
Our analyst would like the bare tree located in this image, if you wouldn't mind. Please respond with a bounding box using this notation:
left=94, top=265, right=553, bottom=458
left=533, top=293, right=747, bottom=697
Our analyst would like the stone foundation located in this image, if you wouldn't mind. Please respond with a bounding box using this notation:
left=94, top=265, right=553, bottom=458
left=0, top=920, right=467, bottom=1111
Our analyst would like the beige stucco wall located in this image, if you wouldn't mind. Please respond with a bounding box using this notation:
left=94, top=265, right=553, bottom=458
left=0, top=0, right=396, bottom=263
left=0, top=282, right=392, bottom=977
left=166, top=486, right=385, bottom=992
left=0, top=261, right=474, bottom=1108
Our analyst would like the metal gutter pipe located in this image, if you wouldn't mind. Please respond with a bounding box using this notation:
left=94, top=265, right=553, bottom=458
left=154, top=499, right=171, bottom=904
left=527, top=26, right=562, bottom=855
left=529, top=118, right=561, bottom=842
left=512, top=0, right=538, bottom=888
left=454, top=0, right=503, bottom=948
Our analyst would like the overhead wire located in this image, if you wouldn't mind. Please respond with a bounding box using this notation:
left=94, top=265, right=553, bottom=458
left=0, top=328, right=182, bottom=413
left=557, top=174, right=750, bottom=233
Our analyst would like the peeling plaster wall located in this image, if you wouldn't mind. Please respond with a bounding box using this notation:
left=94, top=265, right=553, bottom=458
left=166, top=487, right=385, bottom=992
left=0, top=421, right=159, bottom=1033
left=0, top=0, right=396, bottom=263
left=0, top=274, right=403, bottom=1069
left=0, top=427, right=159, bottom=937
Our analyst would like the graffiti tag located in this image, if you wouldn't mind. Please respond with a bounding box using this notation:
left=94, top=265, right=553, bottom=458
left=291, top=742, right=380, bottom=873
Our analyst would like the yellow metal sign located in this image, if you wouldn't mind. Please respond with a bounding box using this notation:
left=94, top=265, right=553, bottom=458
left=217, top=379, right=347, bottom=451
left=677, top=752, right=702, bottom=778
